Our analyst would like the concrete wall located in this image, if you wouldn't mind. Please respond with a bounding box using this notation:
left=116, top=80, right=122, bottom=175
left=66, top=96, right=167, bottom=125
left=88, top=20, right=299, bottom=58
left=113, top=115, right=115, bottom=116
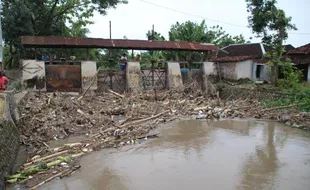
left=235, top=60, right=253, bottom=79
left=202, top=62, right=216, bottom=75
left=21, top=60, right=46, bottom=90
left=219, top=62, right=237, bottom=79
left=167, top=62, right=183, bottom=89
left=81, top=61, right=97, bottom=90
left=0, top=92, right=20, bottom=189
left=81, top=61, right=97, bottom=78
left=126, top=62, right=141, bottom=92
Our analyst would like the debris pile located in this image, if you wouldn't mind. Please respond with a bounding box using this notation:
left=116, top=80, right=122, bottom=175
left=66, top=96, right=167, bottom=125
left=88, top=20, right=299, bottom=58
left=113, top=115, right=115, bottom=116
left=10, top=86, right=310, bottom=188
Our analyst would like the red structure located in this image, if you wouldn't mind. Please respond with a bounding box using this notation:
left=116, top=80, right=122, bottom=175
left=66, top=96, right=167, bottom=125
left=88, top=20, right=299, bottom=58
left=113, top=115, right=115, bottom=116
left=21, top=36, right=216, bottom=52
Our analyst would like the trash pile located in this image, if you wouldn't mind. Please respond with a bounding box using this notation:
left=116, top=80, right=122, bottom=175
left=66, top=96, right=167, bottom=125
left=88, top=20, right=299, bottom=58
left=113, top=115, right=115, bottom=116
left=10, top=86, right=310, bottom=189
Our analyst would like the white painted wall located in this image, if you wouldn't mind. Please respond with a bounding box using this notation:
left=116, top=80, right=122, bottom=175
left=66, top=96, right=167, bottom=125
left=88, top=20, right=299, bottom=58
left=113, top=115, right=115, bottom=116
left=126, top=62, right=141, bottom=91
left=235, top=60, right=253, bottom=79
left=167, top=62, right=183, bottom=89
left=81, top=61, right=97, bottom=78
left=21, top=60, right=46, bottom=82
left=202, top=62, right=216, bottom=75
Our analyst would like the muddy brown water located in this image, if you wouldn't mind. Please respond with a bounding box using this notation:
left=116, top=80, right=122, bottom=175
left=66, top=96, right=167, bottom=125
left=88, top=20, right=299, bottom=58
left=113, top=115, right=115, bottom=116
left=19, top=119, right=310, bottom=189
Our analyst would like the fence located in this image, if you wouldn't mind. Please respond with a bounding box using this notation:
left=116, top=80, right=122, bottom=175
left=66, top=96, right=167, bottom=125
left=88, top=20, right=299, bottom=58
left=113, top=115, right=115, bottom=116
left=97, top=69, right=126, bottom=93
left=141, top=67, right=167, bottom=90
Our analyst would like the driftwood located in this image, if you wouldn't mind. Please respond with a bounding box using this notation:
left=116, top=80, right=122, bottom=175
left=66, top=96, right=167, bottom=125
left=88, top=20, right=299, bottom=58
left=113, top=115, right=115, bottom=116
left=109, top=89, right=125, bottom=98
left=261, top=104, right=299, bottom=112
left=78, top=68, right=100, bottom=100
left=120, top=110, right=170, bottom=128
left=29, top=169, right=71, bottom=190
left=23, top=150, right=68, bottom=168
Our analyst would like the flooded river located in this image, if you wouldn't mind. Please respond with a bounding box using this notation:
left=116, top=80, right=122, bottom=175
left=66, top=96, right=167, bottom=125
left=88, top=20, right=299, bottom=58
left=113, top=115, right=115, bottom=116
left=39, top=119, right=310, bottom=190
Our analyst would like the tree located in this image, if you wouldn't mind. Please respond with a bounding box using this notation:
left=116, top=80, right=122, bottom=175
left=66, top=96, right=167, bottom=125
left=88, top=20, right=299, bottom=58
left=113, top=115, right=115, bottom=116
left=146, top=30, right=166, bottom=41
left=167, top=20, right=249, bottom=62
left=246, top=0, right=297, bottom=83
left=1, top=0, right=124, bottom=68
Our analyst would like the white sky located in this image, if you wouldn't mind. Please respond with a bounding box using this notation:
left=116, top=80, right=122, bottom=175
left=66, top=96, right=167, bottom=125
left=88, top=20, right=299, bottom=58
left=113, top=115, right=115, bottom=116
left=88, top=0, right=310, bottom=48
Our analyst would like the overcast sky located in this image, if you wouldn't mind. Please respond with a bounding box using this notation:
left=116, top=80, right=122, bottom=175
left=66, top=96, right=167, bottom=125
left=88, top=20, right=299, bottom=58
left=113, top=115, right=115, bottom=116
left=88, top=0, right=310, bottom=48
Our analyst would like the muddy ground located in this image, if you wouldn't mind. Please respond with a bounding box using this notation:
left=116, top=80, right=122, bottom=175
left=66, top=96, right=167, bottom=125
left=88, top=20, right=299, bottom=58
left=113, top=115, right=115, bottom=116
left=8, top=85, right=310, bottom=189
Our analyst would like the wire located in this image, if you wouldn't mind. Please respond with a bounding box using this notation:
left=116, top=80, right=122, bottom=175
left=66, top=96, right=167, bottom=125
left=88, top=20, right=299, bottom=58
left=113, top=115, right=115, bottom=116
left=139, top=0, right=247, bottom=28
left=138, top=0, right=310, bottom=35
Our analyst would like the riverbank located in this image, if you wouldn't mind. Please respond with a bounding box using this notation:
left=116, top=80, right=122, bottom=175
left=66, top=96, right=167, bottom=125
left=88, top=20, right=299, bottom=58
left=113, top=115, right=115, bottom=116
left=8, top=85, right=310, bottom=188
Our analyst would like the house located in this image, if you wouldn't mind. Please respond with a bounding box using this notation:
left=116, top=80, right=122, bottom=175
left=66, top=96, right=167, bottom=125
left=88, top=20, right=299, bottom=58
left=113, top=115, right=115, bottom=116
left=213, top=43, right=294, bottom=81
left=287, top=43, right=310, bottom=82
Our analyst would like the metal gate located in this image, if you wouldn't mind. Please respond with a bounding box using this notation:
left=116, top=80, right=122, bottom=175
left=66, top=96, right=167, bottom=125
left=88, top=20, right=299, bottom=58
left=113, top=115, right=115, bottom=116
left=97, top=69, right=126, bottom=93
left=141, top=67, right=166, bottom=90
left=45, top=65, right=82, bottom=92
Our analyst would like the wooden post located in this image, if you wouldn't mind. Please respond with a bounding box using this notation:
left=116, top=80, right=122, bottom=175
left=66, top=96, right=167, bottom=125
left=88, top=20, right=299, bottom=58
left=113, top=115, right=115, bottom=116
left=109, top=73, right=113, bottom=89
left=152, top=60, right=155, bottom=87
left=87, top=48, right=89, bottom=60
left=109, top=21, right=112, bottom=58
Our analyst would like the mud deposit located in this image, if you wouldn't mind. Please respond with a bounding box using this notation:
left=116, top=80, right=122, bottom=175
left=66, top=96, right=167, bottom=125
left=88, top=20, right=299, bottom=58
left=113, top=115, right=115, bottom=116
left=38, top=119, right=310, bottom=190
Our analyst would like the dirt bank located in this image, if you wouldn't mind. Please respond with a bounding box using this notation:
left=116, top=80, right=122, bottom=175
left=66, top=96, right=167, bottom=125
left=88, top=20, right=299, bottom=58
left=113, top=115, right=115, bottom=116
left=9, top=86, right=310, bottom=189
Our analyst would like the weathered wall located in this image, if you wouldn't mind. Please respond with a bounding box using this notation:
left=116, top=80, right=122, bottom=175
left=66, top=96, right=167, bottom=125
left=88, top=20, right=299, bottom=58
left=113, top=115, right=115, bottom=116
left=20, top=60, right=46, bottom=90
left=219, top=62, right=237, bottom=79
left=167, top=62, right=183, bottom=89
left=235, top=60, right=253, bottom=79
left=202, top=62, right=216, bottom=75
left=81, top=61, right=98, bottom=90
left=81, top=61, right=97, bottom=78
left=0, top=92, right=20, bottom=190
left=126, top=62, right=141, bottom=92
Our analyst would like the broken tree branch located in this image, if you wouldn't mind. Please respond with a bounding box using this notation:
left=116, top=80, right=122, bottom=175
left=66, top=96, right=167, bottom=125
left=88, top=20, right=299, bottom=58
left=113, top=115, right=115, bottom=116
left=23, top=150, right=69, bottom=168
left=109, top=89, right=125, bottom=98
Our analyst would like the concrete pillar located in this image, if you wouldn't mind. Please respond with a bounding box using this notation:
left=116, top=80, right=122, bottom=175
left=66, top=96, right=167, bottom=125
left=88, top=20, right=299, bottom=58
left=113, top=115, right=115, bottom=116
left=201, top=62, right=215, bottom=94
left=166, top=62, right=183, bottom=89
left=126, top=62, right=142, bottom=92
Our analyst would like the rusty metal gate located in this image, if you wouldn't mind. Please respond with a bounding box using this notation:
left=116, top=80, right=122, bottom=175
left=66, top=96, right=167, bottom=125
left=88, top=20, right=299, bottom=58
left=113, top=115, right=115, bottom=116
left=97, top=69, right=126, bottom=93
left=141, top=67, right=166, bottom=90
left=45, top=65, right=82, bottom=92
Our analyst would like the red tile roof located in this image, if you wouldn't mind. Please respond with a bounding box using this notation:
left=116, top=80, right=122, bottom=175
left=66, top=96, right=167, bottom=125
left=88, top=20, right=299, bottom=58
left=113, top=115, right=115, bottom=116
left=20, top=36, right=217, bottom=52
left=288, top=55, right=310, bottom=65
left=213, top=55, right=254, bottom=62
left=214, top=43, right=263, bottom=62
left=288, top=43, right=310, bottom=55
left=216, top=43, right=295, bottom=63
left=219, top=43, right=264, bottom=58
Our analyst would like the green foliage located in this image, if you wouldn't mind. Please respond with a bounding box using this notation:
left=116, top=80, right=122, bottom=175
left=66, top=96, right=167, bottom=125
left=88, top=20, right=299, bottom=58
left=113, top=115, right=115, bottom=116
left=166, top=20, right=250, bottom=61
left=12, top=82, right=21, bottom=91
left=246, top=0, right=297, bottom=83
left=1, top=0, right=123, bottom=68
left=277, top=63, right=303, bottom=91
left=263, top=87, right=310, bottom=112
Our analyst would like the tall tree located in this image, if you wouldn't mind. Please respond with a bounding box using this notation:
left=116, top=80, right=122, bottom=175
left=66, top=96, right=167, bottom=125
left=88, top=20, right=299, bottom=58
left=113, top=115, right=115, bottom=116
left=167, top=20, right=249, bottom=61
left=1, top=0, right=124, bottom=68
left=246, top=0, right=297, bottom=83
left=146, top=30, right=166, bottom=41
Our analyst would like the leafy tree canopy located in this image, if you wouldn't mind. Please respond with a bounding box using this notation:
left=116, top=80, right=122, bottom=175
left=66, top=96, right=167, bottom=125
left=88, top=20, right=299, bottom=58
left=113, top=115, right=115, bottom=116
left=1, top=0, right=122, bottom=68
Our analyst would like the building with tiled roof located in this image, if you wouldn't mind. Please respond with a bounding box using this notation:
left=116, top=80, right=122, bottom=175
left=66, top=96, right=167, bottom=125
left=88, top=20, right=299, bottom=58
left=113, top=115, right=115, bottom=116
left=213, top=43, right=295, bottom=82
